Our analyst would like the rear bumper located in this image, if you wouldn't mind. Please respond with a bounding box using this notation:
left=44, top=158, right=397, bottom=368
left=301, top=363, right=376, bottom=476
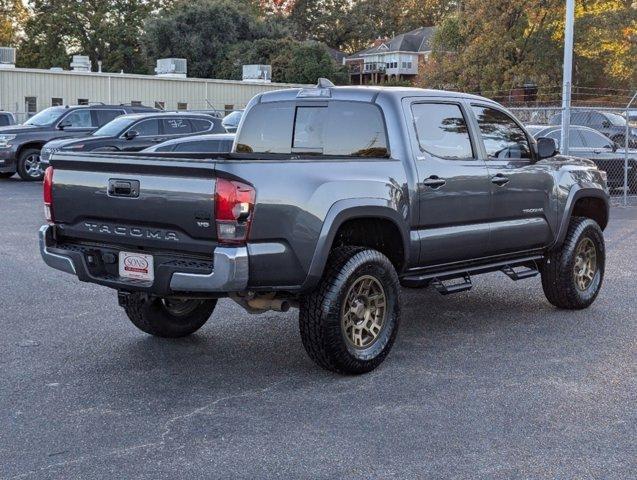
left=39, top=225, right=248, bottom=295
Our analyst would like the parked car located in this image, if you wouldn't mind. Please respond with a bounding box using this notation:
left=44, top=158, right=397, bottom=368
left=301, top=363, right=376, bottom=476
left=528, top=124, right=637, bottom=192
left=41, top=112, right=226, bottom=167
left=549, top=110, right=637, bottom=148
left=0, top=104, right=155, bottom=181
left=221, top=110, right=243, bottom=132
left=0, top=111, right=15, bottom=127
left=40, top=81, right=609, bottom=374
left=141, top=133, right=235, bottom=153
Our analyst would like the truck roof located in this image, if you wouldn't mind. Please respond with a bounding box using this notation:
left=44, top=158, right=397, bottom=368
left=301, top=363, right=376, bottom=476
left=257, top=85, right=491, bottom=104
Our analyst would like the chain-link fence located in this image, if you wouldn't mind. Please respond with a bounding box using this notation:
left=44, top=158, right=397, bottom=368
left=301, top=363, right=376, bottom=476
left=509, top=105, right=637, bottom=206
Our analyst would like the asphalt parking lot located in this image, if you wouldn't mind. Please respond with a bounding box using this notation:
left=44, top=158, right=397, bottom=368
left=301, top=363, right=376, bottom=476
left=1, top=178, right=635, bottom=479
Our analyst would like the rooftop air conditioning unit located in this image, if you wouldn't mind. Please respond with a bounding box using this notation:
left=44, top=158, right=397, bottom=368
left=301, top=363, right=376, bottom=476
left=155, top=58, right=187, bottom=78
left=70, top=55, right=91, bottom=72
left=0, top=47, right=16, bottom=68
left=242, top=64, right=271, bottom=83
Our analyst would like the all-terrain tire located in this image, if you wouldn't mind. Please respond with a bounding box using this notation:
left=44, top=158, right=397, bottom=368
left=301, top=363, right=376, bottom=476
left=122, top=293, right=217, bottom=338
left=299, top=247, right=401, bottom=374
left=16, top=147, right=44, bottom=181
left=540, top=217, right=605, bottom=310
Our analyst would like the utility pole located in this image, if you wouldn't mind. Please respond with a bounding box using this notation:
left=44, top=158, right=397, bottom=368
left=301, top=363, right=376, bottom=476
left=560, top=0, right=575, bottom=155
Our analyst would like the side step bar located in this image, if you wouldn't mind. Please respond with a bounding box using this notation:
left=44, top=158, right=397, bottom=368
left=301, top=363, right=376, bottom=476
left=432, top=274, right=472, bottom=295
left=401, top=255, right=543, bottom=294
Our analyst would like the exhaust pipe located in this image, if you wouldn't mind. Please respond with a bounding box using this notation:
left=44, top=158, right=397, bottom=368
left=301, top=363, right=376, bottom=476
left=247, top=297, right=290, bottom=312
left=230, top=292, right=294, bottom=314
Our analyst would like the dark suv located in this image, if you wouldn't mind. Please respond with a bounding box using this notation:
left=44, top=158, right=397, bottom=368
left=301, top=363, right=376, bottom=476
left=549, top=110, right=637, bottom=148
left=0, top=104, right=154, bottom=181
left=41, top=112, right=225, bottom=166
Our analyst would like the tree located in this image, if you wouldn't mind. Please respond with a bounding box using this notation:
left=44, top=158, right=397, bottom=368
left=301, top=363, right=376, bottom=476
left=289, top=0, right=455, bottom=53
left=0, top=0, right=28, bottom=47
left=270, top=40, right=349, bottom=84
left=419, top=0, right=636, bottom=95
left=419, top=1, right=565, bottom=95
left=142, top=0, right=288, bottom=78
left=18, top=0, right=165, bottom=73
left=217, top=37, right=348, bottom=84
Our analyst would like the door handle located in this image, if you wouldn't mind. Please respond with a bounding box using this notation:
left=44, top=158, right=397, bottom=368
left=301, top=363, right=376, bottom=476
left=491, top=174, right=510, bottom=186
left=423, top=176, right=446, bottom=189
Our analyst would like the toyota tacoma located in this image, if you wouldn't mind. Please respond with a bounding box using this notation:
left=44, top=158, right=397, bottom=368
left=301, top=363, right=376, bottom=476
left=39, top=80, right=610, bottom=374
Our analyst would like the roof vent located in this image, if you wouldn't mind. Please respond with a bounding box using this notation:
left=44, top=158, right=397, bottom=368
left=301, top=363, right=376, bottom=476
left=70, top=55, right=91, bottom=72
left=155, top=58, right=187, bottom=78
left=242, top=64, right=271, bottom=83
left=0, top=47, right=16, bottom=68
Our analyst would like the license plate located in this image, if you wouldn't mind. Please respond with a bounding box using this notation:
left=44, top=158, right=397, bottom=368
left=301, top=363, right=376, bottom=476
left=119, top=251, right=154, bottom=281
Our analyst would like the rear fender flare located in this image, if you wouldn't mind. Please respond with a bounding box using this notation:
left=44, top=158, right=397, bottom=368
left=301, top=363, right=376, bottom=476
left=300, top=198, right=410, bottom=291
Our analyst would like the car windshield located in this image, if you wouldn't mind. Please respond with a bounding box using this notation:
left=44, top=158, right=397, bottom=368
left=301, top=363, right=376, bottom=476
left=222, top=111, right=242, bottom=126
left=92, top=116, right=135, bottom=136
left=525, top=126, right=546, bottom=136
left=605, top=112, right=626, bottom=126
left=24, top=107, right=67, bottom=126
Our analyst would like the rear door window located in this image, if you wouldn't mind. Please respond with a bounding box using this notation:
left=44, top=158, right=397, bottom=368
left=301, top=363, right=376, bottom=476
left=162, top=118, right=192, bottom=135
left=190, top=118, right=213, bottom=133
left=95, top=109, right=124, bottom=126
left=411, top=103, right=473, bottom=159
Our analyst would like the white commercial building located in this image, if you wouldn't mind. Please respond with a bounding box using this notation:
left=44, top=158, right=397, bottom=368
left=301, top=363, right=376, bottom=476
left=0, top=66, right=306, bottom=122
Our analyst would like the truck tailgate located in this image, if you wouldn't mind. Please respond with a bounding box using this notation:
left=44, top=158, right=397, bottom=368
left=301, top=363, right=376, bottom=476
left=50, top=153, right=218, bottom=254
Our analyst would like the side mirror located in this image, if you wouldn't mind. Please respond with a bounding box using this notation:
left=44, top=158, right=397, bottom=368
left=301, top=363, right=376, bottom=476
left=58, top=120, right=72, bottom=130
left=536, top=137, right=559, bottom=159
left=124, top=130, right=139, bottom=140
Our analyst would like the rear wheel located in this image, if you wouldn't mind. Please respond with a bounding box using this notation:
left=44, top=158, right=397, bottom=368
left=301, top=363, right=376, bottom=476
left=299, top=247, right=401, bottom=374
left=122, top=293, right=217, bottom=338
left=540, top=217, right=605, bottom=309
left=16, top=148, right=44, bottom=181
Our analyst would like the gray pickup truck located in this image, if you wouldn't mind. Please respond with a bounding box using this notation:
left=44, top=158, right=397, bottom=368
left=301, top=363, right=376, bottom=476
left=40, top=80, right=609, bottom=374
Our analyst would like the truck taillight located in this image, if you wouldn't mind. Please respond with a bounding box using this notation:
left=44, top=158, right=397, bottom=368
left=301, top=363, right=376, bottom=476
left=215, top=178, right=255, bottom=245
left=43, top=166, right=54, bottom=223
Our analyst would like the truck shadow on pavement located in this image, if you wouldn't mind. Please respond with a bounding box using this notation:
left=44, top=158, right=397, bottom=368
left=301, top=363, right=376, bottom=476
left=100, top=278, right=576, bottom=386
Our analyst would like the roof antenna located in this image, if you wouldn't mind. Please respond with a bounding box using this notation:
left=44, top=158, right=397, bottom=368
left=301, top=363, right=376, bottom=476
left=317, top=78, right=335, bottom=88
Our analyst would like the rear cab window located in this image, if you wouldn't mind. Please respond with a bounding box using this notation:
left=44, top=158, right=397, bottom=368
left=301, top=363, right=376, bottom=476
left=236, top=101, right=389, bottom=157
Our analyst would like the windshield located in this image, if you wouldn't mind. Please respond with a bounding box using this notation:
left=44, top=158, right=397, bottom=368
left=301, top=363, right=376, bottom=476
left=24, top=107, right=67, bottom=126
left=92, top=116, right=135, bottom=136
left=605, top=112, right=626, bottom=126
left=525, top=126, right=545, bottom=137
left=222, top=111, right=242, bottom=126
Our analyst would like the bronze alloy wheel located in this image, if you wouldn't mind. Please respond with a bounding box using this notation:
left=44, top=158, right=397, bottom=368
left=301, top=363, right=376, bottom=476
left=573, top=237, right=597, bottom=291
left=341, top=275, right=387, bottom=349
